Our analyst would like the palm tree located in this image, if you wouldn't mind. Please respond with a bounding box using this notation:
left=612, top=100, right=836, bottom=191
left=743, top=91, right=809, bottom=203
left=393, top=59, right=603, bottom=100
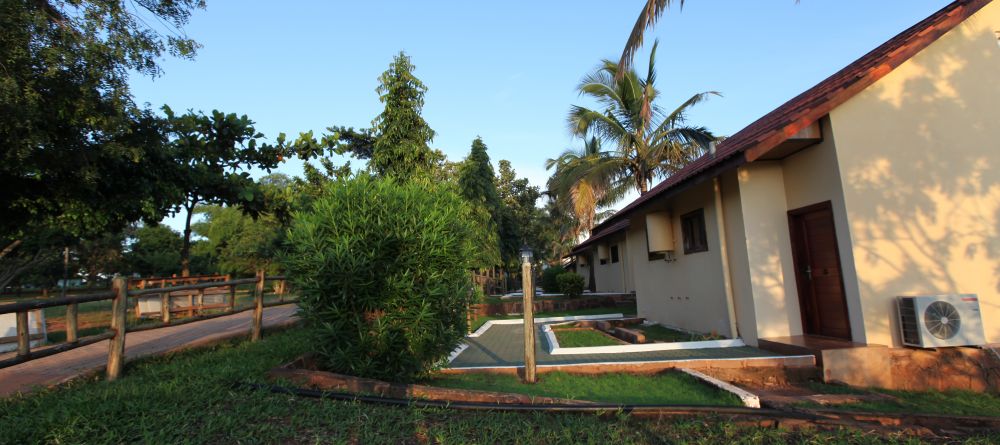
left=619, top=0, right=679, bottom=77
left=545, top=137, right=627, bottom=238
left=569, top=41, right=717, bottom=195
left=619, top=1, right=797, bottom=76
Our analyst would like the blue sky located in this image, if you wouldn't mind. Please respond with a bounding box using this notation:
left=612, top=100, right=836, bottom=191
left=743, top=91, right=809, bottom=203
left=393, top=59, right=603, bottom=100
left=132, top=1, right=954, bottom=230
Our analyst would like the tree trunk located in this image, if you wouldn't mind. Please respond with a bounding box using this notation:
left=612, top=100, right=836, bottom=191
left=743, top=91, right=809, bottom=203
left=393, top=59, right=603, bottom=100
left=180, top=201, right=195, bottom=277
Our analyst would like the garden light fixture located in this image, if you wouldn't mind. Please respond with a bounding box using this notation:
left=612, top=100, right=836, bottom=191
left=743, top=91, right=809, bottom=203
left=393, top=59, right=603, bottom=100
left=520, top=244, right=533, bottom=264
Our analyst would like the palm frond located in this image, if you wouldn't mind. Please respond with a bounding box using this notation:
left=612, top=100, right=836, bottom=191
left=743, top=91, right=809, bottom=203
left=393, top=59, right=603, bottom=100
left=618, top=0, right=682, bottom=78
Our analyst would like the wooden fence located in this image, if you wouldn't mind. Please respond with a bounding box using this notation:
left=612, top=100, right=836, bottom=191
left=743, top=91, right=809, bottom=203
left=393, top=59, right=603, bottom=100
left=0, top=270, right=290, bottom=380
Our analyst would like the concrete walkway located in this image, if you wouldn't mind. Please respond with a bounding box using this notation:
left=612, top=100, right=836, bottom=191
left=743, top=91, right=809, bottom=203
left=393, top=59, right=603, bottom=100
left=449, top=322, right=780, bottom=368
left=0, top=304, right=299, bottom=397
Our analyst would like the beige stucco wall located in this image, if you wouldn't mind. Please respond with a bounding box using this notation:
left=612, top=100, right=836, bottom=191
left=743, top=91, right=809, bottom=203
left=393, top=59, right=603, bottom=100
left=735, top=162, right=803, bottom=343
left=780, top=117, right=868, bottom=343
left=719, top=170, right=759, bottom=344
left=626, top=181, right=736, bottom=338
left=827, top=2, right=1000, bottom=346
left=591, top=232, right=630, bottom=293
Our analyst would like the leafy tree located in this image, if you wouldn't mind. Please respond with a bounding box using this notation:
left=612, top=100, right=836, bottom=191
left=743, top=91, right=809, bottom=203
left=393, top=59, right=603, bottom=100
left=369, top=52, right=436, bottom=179
left=285, top=175, right=480, bottom=381
left=569, top=41, right=716, bottom=195
left=0, top=231, right=65, bottom=291
left=193, top=174, right=294, bottom=276
left=496, top=160, right=544, bottom=267
left=163, top=107, right=285, bottom=276
left=126, top=225, right=184, bottom=277
left=74, top=231, right=126, bottom=287
left=0, top=0, right=203, bottom=249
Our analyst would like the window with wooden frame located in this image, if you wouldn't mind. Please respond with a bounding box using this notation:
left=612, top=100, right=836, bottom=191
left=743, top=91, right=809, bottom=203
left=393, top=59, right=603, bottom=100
left=681, top=209, right=708, bottom=254
left=610, top=245, right=620, bottom=263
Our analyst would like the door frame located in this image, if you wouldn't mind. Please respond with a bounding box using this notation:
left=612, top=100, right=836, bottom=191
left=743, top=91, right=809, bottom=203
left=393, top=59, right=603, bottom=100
left=787, top=201, right=853, bottom=340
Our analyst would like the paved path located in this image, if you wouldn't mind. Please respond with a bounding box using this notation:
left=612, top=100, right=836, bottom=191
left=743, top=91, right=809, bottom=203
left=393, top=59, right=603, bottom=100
left=449, top=322, right=778, bottom=368
left=0, top=304, right=299, bottom=397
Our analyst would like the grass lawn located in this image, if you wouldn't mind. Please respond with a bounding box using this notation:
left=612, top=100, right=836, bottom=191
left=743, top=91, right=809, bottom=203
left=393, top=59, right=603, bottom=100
left=4, top=327, right=992, bottom=444
left=800, top=382, right=1000, bottom=417
left=0, top=329, right=1000, bottom=444
left=470, top=303, right=637, bottom=331
left=552, top=327, right=623, bottom=347
left=427, top=371, right=742, bottom=406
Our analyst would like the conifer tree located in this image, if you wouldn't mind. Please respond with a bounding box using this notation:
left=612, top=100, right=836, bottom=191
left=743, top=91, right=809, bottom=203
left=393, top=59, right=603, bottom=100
left=369, top=52, right=436, bottom=179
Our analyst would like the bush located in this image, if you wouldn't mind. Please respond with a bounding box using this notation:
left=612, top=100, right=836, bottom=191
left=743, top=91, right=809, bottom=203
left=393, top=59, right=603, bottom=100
left=557, top=272, right=585, bottom=298
left=284, top=175, right=479, bottom=382
left=540, top=265, right=566, bottom=293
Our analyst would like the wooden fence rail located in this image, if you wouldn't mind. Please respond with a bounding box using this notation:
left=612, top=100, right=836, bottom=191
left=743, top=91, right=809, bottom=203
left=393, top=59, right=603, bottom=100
left=0, top=270, right=292, bottom=379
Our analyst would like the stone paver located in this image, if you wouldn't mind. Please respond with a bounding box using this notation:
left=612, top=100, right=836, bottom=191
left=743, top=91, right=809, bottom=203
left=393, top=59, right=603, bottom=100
left=450, top=322, right=779, bottom=368
left=0, top=304, right=298, bottom=397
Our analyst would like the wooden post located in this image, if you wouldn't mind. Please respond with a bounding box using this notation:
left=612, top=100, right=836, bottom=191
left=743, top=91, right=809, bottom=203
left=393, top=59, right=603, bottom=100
left=106, top=276, right=128, bottom=381
left=187, top=292, right=194, bottom=317
left=225, top=274, right=236, bottom=312
left=161, top=292, right=171, bottom=324
left=251, top=269, right=264, bottom=341
left=16, top=311, right=29, bottom=357
left=196, top=288, right=205, bottom=315
left=521, top=260, right=536, bottom=383
left=66, top=302, right=79, bottom=343
left=277, top=279, right=285, bottom=303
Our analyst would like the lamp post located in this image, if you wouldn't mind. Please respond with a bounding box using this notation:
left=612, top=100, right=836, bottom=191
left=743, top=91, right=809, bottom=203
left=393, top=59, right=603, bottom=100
left=520, top=244, right=537, bottom=383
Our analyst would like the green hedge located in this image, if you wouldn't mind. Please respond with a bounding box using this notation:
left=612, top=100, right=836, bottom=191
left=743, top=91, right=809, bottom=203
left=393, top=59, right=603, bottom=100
left=284, top=175, right=479, bottom=381
left=557, top=272, right=585, bottom=298
left=540, top=265, right=566, bottom=293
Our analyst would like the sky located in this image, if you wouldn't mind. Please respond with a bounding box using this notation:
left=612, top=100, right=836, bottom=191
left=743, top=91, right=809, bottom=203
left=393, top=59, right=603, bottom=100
left=130, top=1, right=955, bottom=231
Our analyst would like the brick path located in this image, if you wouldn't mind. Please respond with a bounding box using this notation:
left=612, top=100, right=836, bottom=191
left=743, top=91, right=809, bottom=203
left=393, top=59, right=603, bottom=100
left=0, top=304, right=299, bottom=397
left=449, top=322, right=779, bottom=368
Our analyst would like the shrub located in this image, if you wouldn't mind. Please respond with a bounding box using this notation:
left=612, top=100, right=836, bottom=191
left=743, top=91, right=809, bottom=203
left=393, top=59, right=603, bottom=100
left=540, top=265, right=566, bottom=294
left=284, top=175, right=479, bottom=382
left=557, top=272, right=585, bottom=298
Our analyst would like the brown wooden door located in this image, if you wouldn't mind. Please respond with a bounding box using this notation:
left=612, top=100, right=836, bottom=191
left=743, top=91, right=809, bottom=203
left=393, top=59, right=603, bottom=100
left=788, top=202, right=852, bottom=340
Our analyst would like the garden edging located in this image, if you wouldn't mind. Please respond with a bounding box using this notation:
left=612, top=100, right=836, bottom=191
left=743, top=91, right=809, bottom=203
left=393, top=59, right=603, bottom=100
left=542, top=323, right=745, bottom=355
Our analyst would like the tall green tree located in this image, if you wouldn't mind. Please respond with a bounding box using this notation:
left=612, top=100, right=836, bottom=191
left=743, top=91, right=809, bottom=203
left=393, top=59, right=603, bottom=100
left=163, top=107, right=285, bottom=276
left=569, top=41, right=717, bottom=195
left=457, top=138, right=502, bottom=269
left=458, top=138, right=501, bottom=218
left=369, top=52, right=436, bottom=179
left=0, top=0, right=203, bottom=246
left=496, top=160, right=543, bottom=268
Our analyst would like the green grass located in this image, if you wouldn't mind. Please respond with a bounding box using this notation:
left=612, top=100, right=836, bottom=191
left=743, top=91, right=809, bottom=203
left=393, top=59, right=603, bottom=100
left=427, top=371, right=742, bottom=406
left=553, top=328, right=623, bottom=347
left=1, top=328, right=997, bottom=444
left=470, top=303, right=637, bottom=331
left=799, top=382, right=1000, bottom=417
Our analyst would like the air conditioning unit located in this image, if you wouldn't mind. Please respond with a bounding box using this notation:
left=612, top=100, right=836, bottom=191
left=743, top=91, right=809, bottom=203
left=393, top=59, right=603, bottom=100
left=897, top=295, right=986, bottom=348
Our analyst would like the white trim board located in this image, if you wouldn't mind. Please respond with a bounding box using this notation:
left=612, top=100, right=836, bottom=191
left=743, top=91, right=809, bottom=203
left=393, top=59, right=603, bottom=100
left=679, top=368, right=760, bottom=408
left=446, top=354, right=815, bottom=370
left=543, top=324, right=745, bottom=355
left=467, top=313, right=625, bottom=338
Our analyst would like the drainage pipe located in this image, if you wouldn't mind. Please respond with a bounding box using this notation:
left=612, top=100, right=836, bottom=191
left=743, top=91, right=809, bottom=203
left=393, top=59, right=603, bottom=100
left=713, top=176, right=740, bottom=339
